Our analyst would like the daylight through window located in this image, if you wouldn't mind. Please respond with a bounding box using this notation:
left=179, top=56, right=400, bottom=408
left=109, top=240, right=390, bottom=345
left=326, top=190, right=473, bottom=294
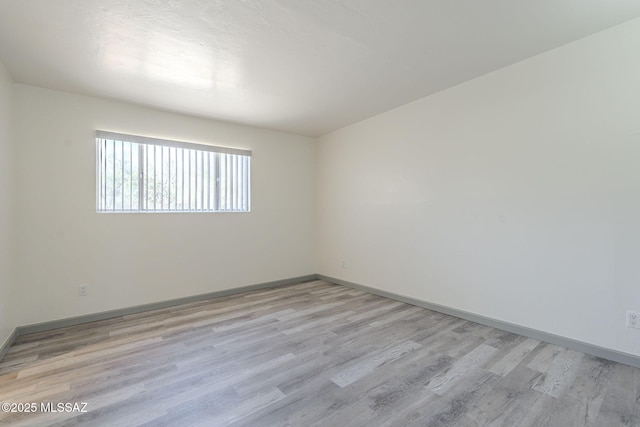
left=96, top=131, right=251, bottom=213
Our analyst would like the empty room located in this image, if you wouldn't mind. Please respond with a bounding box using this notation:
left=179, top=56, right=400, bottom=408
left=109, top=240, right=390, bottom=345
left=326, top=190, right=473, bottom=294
left=1, top=1, right=640, bottom=426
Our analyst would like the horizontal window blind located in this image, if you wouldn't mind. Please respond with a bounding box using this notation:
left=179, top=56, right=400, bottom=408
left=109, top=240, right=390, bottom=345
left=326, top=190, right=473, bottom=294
left=96, top=131, right=251, bottom=213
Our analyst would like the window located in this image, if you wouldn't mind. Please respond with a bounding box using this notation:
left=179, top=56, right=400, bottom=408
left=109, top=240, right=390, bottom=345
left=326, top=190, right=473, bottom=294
left=96, top=131, right=251, bottom=213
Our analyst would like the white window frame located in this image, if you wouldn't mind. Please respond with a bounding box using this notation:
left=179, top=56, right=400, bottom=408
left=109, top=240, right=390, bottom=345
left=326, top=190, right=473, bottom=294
left=96, top=130, right=251, bottom=213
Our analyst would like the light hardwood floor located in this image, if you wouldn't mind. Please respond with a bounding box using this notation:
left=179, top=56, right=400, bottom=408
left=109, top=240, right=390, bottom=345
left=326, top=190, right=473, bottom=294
left=0, top=280, right=639, bottom=426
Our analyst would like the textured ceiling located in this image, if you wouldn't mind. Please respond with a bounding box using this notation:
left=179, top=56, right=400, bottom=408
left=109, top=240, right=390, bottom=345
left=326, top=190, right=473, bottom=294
left=1, top=0, right=640, bottom=137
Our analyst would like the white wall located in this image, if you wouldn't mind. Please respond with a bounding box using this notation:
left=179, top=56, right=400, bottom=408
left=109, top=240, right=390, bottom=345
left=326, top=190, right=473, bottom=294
left=0, top=61, right=15, bottom=348
left=317, top=18, right=640, bottom=355
left=13, top=85, right=316, bottom=326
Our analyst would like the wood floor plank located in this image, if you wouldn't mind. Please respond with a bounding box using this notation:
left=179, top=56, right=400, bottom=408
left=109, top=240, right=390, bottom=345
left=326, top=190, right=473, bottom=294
left=426, top=344, right=498, bottom=395
left=487, top=337, right=540, bottom=377
left=330, top=340, right=422, bottom=387
left=533, top=348, right=583, bottom=398
left=463, top=366, right=544, bottom=426
left=1, top=280, right=639, bottom=426
left=592, top=362, right=640, bottom=426
left=422, top=369, right=499, bottom=427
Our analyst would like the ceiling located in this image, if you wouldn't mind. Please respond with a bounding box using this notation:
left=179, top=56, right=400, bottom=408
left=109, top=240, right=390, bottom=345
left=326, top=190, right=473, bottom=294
left=1, top=1, right=639, bottom=137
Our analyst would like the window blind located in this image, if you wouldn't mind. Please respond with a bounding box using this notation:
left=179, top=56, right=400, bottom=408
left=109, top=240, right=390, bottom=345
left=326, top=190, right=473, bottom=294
left=96, top=131, right=251, bottom=213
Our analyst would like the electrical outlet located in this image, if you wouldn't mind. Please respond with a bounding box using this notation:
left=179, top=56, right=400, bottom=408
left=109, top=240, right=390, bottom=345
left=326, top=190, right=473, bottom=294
left=626, top=311, right=640, bottom=329
left=78, top=285, right=88, bottom=297
left=341, top=260, right=347, bottom=269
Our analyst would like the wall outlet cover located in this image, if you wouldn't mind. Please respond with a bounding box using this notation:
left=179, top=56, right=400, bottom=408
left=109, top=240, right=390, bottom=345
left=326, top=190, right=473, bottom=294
left=626, top=311, right=640, bottom=329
